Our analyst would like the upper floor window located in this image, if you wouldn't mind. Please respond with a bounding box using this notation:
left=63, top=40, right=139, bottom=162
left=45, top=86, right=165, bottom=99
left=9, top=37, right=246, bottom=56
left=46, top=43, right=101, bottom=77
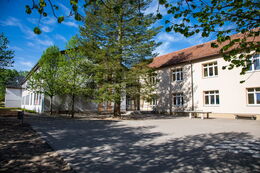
left=149, top=74, right=157, bottom=85
left=204, top=90, right=220, bottom=105
left=247, top=88, right=260, bottom=105
left=203, top=62, right=218, bottom=77
left=172, top=68, right=183, bottom=81
left=173, top=93, right=184, bottom=106
left=249, top=54, right=260, bottom=71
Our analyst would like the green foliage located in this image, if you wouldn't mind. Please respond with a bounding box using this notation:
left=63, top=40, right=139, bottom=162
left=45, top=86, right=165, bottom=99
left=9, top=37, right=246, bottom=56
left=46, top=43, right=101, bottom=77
left=79, top=0, right=160, bottom=116
left=159, top=0, right=260, bottom=75
left=0, top=33, right=14, bottom=69
left=126, top=59, right=157, bottom=103
left=0, top=107, right=37, bottom=113
left=27, top=46, right=62, bottom=114
left=0, top=69, right=19, bottom=101
left=33, top=27, right=42, bottom=35
left=58, top=36, right=95, bottom=117
left=0, top=34, right=16, bottom=101
left=57, top=16, right=64, bottom=23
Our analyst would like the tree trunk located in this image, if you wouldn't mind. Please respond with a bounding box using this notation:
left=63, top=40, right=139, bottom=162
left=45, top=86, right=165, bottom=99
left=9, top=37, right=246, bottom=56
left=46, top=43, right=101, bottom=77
left=113, top=100, right=121, bottom=117
left=71, top=94, right=75, bottom=118
left=50, top=96, right=53, bottom=115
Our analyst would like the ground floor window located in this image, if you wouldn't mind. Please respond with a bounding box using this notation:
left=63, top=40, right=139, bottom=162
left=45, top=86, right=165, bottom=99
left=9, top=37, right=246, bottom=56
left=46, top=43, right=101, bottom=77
left=247, top=88, right=260, bottom=105
left=150, top=97, right=158, bottom=106
left=26, top=95, right=29, bottom=105
left=204, top=90, right=219, bottom=105
left=173, top=93, right=184, bottom=106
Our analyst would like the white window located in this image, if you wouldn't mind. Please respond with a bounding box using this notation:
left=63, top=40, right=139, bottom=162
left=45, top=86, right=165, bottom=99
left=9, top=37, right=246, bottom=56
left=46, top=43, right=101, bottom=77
left=30, top=93, right=33, bottom=105
left=149, top=73, right=157, bottom=85
left=204, top=90, right=220, bottom=105
left=39, top=94, right=41, bottom=105
left=26, top=95, right=29, bottom=105
left=247, top=88, right=260, bottom=105
left=173, top=93, right=184, bottom=106
left=249, top=54, right=260, bottom=71
left=172, top=68, right=183, bottom=81
left=203, top=62, right=218, bottom=77
left=150, top=97, right=158, bottom=106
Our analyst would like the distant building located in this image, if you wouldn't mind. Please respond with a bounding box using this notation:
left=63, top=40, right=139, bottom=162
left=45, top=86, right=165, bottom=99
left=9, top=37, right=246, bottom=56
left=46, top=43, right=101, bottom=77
left=5, top=76, right=24, bottom=108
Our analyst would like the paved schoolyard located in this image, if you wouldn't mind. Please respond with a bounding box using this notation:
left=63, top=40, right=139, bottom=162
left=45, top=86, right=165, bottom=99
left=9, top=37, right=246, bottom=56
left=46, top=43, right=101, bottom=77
left=27, top=116, right=260, bottom=173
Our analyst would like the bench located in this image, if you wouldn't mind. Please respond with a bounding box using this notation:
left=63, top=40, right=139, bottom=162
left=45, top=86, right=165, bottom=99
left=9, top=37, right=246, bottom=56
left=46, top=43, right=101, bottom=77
left=174, top=110, right=212, bottom=119
left=234, top=114, right=256, bottom=120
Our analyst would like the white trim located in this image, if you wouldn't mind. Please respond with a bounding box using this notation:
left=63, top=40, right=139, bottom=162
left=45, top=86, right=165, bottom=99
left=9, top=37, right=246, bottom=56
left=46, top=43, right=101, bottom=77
left=204, top=90, right=220, bottom=106
left=247, top=87, right=260, bottom=105
left=203, top=61, right=218, bottom=78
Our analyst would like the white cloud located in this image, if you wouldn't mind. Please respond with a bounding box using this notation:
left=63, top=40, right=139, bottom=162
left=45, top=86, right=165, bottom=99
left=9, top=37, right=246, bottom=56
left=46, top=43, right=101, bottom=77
left=8, top=45, right=23, bottom=51
left=42, top=17, right=56, bottom=25
left=145, top=0, right=167, bottom=15
left=63, top=21, right=78, bottom=28
left=58, top=3, right=71, bottom=15
left=36, top=39, right=53, bottom=46
left=41, top=26, right=52, bottom=32
left=27, top=17, right=56, bottom=26
left=0, top=17, right=54, bottom=47
left=55, top=34, right=67, bottom=42
left=27, top=42, right=35, bottom=47
left=20, top=61, right=34, bottom=68
left=154, top=32, right=183, bottom=55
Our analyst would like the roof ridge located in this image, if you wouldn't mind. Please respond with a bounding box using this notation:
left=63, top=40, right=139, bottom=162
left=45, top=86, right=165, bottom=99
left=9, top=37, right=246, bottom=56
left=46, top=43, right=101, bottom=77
left=155, top=37, right=217, bottom=60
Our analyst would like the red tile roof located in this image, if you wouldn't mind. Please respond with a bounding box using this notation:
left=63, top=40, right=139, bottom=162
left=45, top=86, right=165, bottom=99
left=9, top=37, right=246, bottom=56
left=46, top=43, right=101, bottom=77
left=149, top=30, right=260, bottom=68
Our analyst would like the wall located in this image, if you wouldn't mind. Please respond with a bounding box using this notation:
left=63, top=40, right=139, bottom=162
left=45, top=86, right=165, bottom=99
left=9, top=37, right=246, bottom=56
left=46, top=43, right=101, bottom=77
left=5, top=88, right=22, bottom=107
left=21, top=81, right=127, bottom=113
left=193, top=56, right=260, bottom=114
left=21, top=81, right=43, bottom=113
left=142, top=55, right=260, bottom=114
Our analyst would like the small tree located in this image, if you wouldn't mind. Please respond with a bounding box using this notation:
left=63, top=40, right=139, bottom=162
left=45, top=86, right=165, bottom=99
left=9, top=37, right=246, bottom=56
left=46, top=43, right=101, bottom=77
left=0, top=69, right=19, bottom=101
left=59, top=37, right=94, bottom=118
left=28, top=46, right=62, bottom=115
left=126, top=60, right=157, bottom=110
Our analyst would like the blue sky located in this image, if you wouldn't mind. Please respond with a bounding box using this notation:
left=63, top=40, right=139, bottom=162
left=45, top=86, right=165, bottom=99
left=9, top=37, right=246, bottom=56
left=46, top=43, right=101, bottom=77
left=0, top=0, right=216, bottom=72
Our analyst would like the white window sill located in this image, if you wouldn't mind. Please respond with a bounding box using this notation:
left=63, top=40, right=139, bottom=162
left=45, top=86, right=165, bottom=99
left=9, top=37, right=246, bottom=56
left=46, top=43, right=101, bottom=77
left=246, top=104, right=260, bottom=107
left=203, top=104, right=220, bottom=107
left=173, top=105, right=184, bottom=107
left=203, top=75, right=218, bottom=79
left=246, top=69, right=260, bottom=73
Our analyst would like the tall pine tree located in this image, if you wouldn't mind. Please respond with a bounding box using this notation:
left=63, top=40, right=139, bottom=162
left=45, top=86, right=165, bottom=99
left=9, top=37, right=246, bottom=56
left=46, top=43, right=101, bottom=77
left=79, top=0, right=161, bottom=117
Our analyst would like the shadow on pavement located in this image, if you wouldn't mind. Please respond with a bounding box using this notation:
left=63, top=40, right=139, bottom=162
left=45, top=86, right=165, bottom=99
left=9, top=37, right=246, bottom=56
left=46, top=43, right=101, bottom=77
left=27, top=116, right=260, bottom=173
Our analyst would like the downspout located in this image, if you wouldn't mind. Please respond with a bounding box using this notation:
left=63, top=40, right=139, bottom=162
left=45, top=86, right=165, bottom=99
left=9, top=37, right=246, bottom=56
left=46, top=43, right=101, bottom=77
left=169, top=68, right=173, bottom=115
left=190, top=61, right=194, bottom=111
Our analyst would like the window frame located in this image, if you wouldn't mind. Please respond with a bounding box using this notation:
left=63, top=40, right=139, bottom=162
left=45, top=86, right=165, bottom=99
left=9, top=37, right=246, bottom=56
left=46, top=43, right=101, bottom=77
left=172, top=68, right=183, bottom=81
left=248, top=54, right=260, bottom=71
left=150, top=97, right=158, bottom=106
left=204, top=90, right=220, bottom=106
left=149, top=73, right=157, bottom=85
left=173, top=93, right=184, bottom=106
left=202, top=61, right=218, bottom=78
left=247, top=87, right=260, bottom=105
